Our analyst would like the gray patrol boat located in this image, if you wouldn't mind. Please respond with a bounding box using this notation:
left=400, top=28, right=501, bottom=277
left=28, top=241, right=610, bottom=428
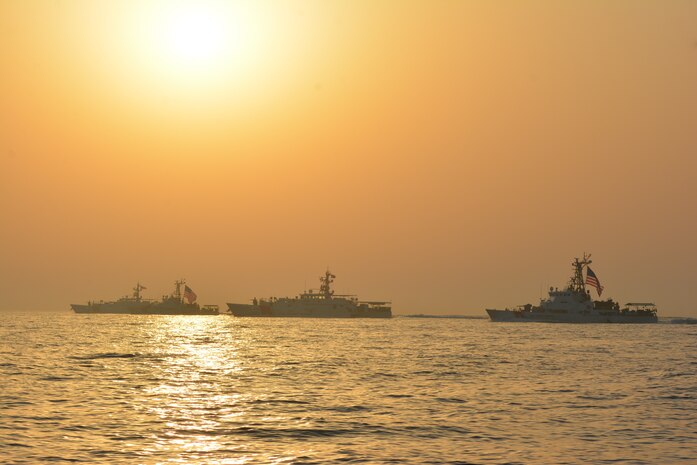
left=72, top=280, right=218, bottom=315
left=71, top=283, right=152, bottom=314
left=227, top=270, right=392, bottom=318
left=486, top=254, right=658, bottom=323
left=143, top=279, right=219, bottom=315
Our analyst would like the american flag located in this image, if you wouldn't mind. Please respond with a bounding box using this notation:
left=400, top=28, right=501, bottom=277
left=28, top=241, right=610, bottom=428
left=184, top=285, right=197, bottom=304
left=585, top=267, right=604, bottom=296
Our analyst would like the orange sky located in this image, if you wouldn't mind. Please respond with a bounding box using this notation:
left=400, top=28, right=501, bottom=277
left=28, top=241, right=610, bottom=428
left=1, top=1, right=696, bottom=315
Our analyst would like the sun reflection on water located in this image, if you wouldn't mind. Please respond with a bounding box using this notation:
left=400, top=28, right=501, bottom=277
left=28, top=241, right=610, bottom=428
left=139, top=316, right=246, bottom=462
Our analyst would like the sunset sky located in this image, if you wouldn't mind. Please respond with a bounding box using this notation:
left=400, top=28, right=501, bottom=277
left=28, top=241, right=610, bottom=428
left=1, top=1, right=696, bottom=315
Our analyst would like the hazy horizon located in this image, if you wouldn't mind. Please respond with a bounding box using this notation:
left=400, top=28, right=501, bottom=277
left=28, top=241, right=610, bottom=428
left=2, top=1, right=696, bottom=316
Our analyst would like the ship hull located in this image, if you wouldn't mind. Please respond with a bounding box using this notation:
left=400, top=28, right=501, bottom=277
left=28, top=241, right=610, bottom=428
left=486, top=309, right=657, bottom=323
left=227, top=303, right=391, bottom=318
left=136, top=306, right=219, bottom=315
left=71, top=303, right=151, bottom=314
left=72, top=303, right=218, bottom=315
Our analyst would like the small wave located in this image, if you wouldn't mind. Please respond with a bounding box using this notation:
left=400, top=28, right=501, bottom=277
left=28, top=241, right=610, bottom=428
left=661, top=371, right=694, bottom=379
left=5, top=442, right=30, bottom=448
left=107, top=434, right=147, bottom=441
left=576, top=394, right=626, bottom=401
left=68, top=353, right=137, bottom=360
left=2, top=400, right=33, bottom=407
left=250, top=399, right=311, bottom=405
left=374, top=372, right=399, bottom=378
left=326, top=405, right=370, bottom=412
left=669, top=318, right=697, bottom=324
left=439, top=426, right=474, bottom=435
left=62, top=425, right=95, bottom=432
left=466, top=433, right=505, bottom=441
left=435, top=397, right=467, bottom=404
left=39, top=376, right=74, bottom=381
left=37, top=456, right=84, bottom=463
left=442, top=462, right=486, bottom=465
left=173, top=426, right=358, bottom=439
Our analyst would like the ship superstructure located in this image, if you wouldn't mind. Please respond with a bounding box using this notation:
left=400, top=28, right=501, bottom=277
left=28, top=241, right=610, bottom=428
left=144, top=279, right=219, bottom=315
left=227, top=270, right=392, bottom=318
left=486, top=254, right=658, bottom=323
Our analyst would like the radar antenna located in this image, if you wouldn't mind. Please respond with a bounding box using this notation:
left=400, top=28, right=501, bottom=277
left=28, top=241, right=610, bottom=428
left=568, top=253, right=592, bottom=294
left=174, top=279, right=186, bottom=301
left=133, top=282, right=146, bottom=300
left=319, top=270, right=336, bottom=299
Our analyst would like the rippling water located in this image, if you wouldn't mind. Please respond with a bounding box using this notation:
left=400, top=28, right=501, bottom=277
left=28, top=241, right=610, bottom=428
left=1, top=312, right=695, bottom=464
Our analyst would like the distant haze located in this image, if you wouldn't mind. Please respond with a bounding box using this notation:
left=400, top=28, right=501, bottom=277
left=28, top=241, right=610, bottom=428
left=1, top=1, right=695, bottom=316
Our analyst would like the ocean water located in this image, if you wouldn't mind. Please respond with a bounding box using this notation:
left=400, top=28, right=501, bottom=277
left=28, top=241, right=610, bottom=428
left=1, top=312, right=695, bottom=465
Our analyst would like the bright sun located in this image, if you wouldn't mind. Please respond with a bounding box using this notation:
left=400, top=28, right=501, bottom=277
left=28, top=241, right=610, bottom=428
left=158, top=4, right=228, bottom=68
left=127, top=1, right=267, bottom=92
left=96, top=0, right=295, bottom=112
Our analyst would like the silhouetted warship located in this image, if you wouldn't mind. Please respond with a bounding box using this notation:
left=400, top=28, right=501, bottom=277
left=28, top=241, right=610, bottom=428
left=486, top=254, right=658, bottom=323
left=227, top=270, right=392, bottom=318
left=142, top=280, right=219, bottom=315
left=71, top=283, right=151, bottom=314
left=71, top=280, right=218, bottom=315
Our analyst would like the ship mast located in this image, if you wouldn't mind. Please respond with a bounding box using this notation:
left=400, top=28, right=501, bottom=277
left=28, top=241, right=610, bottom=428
left=174, top=279, right=185, bottom=302
left=319, top=270, right=336, bottom=299
left=133, top=282, right=146, bottom=300
left=568, top=253, right=592, bottom=293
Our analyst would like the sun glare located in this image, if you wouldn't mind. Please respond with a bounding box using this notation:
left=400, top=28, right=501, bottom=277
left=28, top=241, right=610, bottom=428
left=92, top=1, right=296, bottom=114
left=124, top=1, right=269, bottom=94
left=159, top=5, right=227, bottom=68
